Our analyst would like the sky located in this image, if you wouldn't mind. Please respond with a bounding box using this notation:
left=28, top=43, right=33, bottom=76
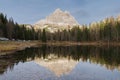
left=0, top=0, right=120, bottom=25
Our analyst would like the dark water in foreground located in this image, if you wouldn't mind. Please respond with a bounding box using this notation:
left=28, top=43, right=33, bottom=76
left=0, top=45, right=120, bottom=80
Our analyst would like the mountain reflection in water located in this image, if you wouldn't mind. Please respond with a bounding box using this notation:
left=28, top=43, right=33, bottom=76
left=0, top=45, right=120, bottom=80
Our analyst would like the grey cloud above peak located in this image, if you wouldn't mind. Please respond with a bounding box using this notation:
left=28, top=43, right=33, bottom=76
left=72, top=9, right=90, bottom=18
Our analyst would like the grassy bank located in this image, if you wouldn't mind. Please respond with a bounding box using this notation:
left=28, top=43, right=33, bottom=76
left=0, top=41, right=39, bottom=55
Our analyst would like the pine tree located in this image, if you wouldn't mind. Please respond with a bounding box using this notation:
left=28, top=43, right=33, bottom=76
left=42, top=29, right=47, bottom=42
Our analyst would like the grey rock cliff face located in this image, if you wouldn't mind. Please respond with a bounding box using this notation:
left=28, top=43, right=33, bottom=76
left=34, top=8, right=80, bottom=32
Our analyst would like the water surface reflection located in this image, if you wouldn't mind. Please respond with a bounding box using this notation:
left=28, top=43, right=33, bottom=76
left=0, top=45, right=120, bottom=80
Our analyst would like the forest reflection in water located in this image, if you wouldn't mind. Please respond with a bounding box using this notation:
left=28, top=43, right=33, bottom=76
left=0, top=45, right=120, bottom=79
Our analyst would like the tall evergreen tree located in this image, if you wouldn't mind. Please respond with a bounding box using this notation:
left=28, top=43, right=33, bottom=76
left=42, top=29, right=47, bottom=42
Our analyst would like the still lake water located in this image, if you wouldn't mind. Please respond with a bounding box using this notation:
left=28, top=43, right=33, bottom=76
left=0, top=45, right=120, bottom=80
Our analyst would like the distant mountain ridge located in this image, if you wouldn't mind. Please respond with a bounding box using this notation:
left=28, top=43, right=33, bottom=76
left=34, top=8, right=80, bottom=32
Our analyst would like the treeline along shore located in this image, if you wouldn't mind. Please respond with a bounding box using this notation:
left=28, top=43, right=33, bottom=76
left=1, top=13, right=120, bottom=54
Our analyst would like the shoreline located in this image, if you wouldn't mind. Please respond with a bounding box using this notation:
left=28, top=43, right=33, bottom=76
left=0, top=41, right=39, bottom=55
left=0, top=41, right=120, bottom=55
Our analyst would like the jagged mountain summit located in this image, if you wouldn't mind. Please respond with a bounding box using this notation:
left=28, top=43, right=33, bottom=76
left=34, top=8, right=80, bottom=32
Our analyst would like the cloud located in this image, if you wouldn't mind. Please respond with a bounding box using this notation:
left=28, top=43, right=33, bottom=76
left=72, top=9, right=90, bottom=18
left=113, top=8, right=120, bottom=14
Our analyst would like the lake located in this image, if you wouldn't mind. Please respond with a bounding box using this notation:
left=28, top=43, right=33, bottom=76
left=0, top=45, right=120, bottom=80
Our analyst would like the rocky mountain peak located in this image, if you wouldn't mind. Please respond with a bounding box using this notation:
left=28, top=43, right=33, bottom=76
left=34, top=8, right=80, bottom=32
left=53, top=8, right=63, bottom=14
